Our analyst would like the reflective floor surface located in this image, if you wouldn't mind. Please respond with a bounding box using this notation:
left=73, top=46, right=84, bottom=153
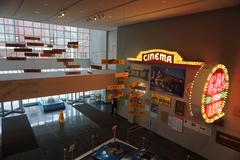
left=0, top=101, right=207, bottom=160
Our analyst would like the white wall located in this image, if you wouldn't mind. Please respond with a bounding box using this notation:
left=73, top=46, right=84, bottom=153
left=89, top=29, right=106, bottom=66
left=108, top=30, right=117, bottom=70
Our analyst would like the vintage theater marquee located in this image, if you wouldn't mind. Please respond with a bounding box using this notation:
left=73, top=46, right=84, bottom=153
left=127, top=49, right=204, bottom=66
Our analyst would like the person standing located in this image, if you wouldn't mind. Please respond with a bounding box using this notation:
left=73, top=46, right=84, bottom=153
left=111, top=98, right=118, bottom=116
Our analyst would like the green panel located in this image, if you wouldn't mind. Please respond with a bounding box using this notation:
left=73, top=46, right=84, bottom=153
left=205, top=96, right=211, bottom=104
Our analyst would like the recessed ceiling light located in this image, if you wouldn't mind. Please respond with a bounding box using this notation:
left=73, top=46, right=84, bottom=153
left=34, top=10, right=40, bottom=14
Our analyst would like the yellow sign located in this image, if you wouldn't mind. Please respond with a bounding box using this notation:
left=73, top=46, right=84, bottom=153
left=107, top=84, right=125, bottom=90
left=128, top=85, right=146, bottom=90
left=128, top=81, right=142, bottom=89
left=127, top=49, right=204, bottom=66
left=115, top=72, right=129, bottom=79
left=151, top=93, right=171, bottom=108
left=102, top=59, right=125, bottom=64
left=108, top=92, right=124, bottom=100
left=129, top=92, right=144, bottom=98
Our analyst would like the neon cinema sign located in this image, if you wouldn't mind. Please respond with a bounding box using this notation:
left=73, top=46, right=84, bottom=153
left=127, top=49, right=204, bottom=66
left=202, top=64, right=229, bottom=123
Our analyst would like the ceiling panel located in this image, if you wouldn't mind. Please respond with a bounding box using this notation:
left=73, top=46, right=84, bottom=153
left=49, top=0, right=133, bottom=22
left=0, top=0, right=239, bottom=30
left=102, top=0, right=240, bottom=27
left=0, top=0, right=24, bottom=17
left=15, top=0, right=80, bottom=21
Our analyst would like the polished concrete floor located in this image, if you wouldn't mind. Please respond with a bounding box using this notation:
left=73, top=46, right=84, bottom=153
left=0, top=100, right=207, bottom=160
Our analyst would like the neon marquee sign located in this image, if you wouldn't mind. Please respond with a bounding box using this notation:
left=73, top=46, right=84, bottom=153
left=202, top=64, right=229, bottom=123
left=127, top=49, right=204, bottom=66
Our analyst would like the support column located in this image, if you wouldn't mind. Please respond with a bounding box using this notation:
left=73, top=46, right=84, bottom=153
left=106, top=31, right=109, bottom=70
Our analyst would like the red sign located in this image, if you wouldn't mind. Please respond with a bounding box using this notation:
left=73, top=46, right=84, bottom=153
left=202, top=66, right=229, bottom=123
left=207, top=69, right=226, bottom=96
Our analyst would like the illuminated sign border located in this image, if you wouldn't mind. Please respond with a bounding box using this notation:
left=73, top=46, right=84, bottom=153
left=201, top=64, right=229, bottom=123
left=127, top=49, right=204, bottom=66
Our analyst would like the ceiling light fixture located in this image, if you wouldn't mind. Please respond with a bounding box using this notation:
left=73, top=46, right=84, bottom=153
left=57, top=11, right=66, bottom=19
left=34, top=10, right=40, bottom=14
left=86, top=13, right=106, bottom=23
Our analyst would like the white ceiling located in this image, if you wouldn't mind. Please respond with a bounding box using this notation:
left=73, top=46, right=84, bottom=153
left=0, top=0, right=239, bottom=30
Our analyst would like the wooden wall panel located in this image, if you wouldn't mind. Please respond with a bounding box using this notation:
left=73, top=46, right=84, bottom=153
left=27, top=42, right=44, bottom=46
left=24, top=69, right=41, bottom=73
left=24, top=53, right=39, bottom=57
left=14, top=48, right=32, bottom=52
left=6, top=43, right=25, bottom=47
left=6, top=57, right=27, bottom=61
left=65, top=64, right=80, bottom=68
left=91, top=65, right=102, bottom=70
left=57, top=58, right=74, bottom=62
left=24, top=36, right=41, bottom=41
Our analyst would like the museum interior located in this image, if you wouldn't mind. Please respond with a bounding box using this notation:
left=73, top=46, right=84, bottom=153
left=0, top=0, right=240, bottom=160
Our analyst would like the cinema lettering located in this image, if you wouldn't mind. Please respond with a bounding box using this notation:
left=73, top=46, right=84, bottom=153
left=128, top=49, right=204, bottom=66
left=142, top=52, right=173, bottom=63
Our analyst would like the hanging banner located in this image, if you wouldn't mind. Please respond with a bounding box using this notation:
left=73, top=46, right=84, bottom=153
left=151, top=93, right=171, bottom=108
left=67, top=42, right=78, bottom=48
left=91, top=65, right=102, bottom=70
left=107, top=84, right=125, bottom=90
left=101, top=59, right=125, bottom=64
left=115, top=72, right=129, bottom=79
